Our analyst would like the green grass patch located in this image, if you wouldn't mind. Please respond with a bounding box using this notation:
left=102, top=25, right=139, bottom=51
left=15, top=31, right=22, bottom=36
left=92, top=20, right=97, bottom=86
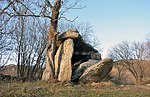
left=0, top=81, right=150, bottom=97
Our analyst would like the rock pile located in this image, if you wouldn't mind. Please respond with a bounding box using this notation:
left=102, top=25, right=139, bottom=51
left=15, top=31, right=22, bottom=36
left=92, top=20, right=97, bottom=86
left=45, top=29, right=113, bottom=84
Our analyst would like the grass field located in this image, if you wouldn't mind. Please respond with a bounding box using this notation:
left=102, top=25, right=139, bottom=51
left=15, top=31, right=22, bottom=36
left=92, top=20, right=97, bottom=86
left=0, top=81, right=150, bottom=97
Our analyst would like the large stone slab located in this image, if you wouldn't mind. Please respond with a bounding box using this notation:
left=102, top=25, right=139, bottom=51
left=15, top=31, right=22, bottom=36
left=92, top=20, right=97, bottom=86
left=72, top=59, right=99, bottom=82
left=56, top=29, right=79, bottom=47
left=79, top=58, right=113, bottom=84
left=55, top=38, right=74, bottom=82
left=58, top=29, right=79, bottom=40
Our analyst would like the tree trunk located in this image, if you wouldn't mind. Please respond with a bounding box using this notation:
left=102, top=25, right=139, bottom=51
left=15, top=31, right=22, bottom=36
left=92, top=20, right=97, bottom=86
left=17, top=16, right=24, bottom=79
left=42, top=0, right=61, bottom=80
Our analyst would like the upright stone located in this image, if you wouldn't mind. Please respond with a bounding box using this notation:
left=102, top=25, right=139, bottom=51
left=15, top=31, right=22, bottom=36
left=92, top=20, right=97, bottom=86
left=79, top=58, right=113, bottom=84
left=54, top=43, right=63, bottom=77
left=55, top=38, right=74, bottom=82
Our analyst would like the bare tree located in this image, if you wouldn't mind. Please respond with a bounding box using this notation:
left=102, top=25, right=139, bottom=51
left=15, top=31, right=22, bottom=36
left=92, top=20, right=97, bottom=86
left=0, top=0, right=83, bottom=80
left=41, top=0, right=62, bottom=80
left=108, top=41, right=131, bottom=61
left=113, top=61, right=128, bottom=82
left=0, top=0, right=49, bottom=80
left=0, top=3, right=15, bottom=67
left=41, top=0, right=84, bottom=80
left=108, top=41, right=148, bottom=84
left=11, top=16, right=48, bottom=80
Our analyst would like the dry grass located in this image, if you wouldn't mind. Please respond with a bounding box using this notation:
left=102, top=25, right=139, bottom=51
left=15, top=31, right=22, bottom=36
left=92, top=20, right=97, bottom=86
left=0, top=81, right=150, bottom=97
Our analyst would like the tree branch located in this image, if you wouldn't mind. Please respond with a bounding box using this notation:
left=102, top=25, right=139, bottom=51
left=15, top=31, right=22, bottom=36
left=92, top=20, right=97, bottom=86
left=0, top=1, right=15, bottom=15
left=0, top=16, right=13, bottom=28
left=11, top=14, right=52, bottom=19
left=45, top=0, right=53, bottom=9
left=15, top=0, right=34, bottom=15
left=59, top=16, right=78, bottom=22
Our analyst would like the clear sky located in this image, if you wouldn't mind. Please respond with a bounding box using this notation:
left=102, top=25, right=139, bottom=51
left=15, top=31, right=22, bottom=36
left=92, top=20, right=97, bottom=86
left=66, top=0, right=150, bottom=58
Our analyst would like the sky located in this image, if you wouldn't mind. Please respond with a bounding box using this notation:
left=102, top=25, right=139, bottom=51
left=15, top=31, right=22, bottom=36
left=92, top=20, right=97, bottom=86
left=66, top=0, right=150, bottom=58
